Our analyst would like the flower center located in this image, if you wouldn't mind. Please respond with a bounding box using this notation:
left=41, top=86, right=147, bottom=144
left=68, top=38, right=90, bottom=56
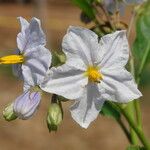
left=85, top=66, right=103, bottom=83
left=0, top=55, right=24, bottom=64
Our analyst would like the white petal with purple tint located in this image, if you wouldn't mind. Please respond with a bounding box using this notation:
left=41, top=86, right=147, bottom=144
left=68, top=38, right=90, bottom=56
left=13, top=90, right=41, bottom=119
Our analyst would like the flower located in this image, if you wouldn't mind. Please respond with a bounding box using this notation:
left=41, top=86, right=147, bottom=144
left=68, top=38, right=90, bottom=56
left=103, top=0, right=125, bottom=14
left=13, top=90, right=41, bottom=119
left=0, top=17, right=51, bottom=88
left=0, top=17, right=51, bottom=119
left=41, top=26, right=142, bottom=128
left=103, top=0, right=146, bottom=14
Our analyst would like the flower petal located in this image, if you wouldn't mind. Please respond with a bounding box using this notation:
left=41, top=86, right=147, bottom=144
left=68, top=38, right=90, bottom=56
left=23, top=82, right=31, bottom=91
left=40, top=64, right=88, bottom=99
left=22, top=45, right=51, bottom=87
left=13, top=91, right=41, bottom=119
left=99, top=30, right=129, bottom=69
left=70, top=83, right=105, bottom=128
left=103, top=0, right=125, bottom=14
left=62, top=26, right=101, bottom=69
left=17, top=17, right=29, bottom=33
left=100, top=68, right=142, bottom=103
left=23, top=46, right=51, bottom=86
left=17, top=17, right=46, bottom=52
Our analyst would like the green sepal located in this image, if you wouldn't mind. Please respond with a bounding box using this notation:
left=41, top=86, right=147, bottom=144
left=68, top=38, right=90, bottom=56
left=100, top=102, right=121, bottom=120
left=51, top=51, right=66, bottom=67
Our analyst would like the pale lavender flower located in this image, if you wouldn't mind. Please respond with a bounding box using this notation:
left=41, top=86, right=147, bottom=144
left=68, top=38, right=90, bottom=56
left=13, top=17, right=51, bottom=90
left=11, top=17, right=51, bottom=120
left=103, top=0, right=146, bottom=14
left=13, top=91, right=41, bottom=119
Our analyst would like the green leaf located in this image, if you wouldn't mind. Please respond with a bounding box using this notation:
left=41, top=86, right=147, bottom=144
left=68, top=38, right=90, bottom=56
left=100, top=102, right=121, bottom=120
left=71, top=0, right=95, bottom=19
left=126, top=145, right=145, bottom=150
left=133, top=1, right=150, bottom=66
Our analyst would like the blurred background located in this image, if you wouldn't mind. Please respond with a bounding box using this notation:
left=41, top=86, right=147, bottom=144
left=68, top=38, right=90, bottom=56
left=0, top=0, right=149, bottom=150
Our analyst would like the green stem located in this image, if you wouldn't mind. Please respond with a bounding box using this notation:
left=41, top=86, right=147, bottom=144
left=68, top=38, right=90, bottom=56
left=126, top=101, right=138, bottom=144
left=129, top=55, right=142, bottom=129
left=127, top=55, right=138, bottom=144
left=118, top=105, right=150, bottom=149
left=127, top=10, right=142, bottom=144
left=134, top=100, right=142, bottom=129
left=117, top=118, right=131, bottom=143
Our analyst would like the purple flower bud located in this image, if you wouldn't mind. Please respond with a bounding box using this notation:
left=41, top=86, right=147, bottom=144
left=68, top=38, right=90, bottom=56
left=13, top=90, right=41, bottom=120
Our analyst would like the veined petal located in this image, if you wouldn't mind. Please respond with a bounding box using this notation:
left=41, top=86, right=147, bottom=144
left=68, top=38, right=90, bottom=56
left=17, top=17, right=29, bottom=33
left=22, top=46, right=51, bottom=87
left=40, top=64, right=88, bottom=99
left=62, top=26, right=101, bottom=68
left=17, top=17, right=46, bottom=52
left=13, top=90, right=41, bottom=119
left=99, top=30, right=129, bottom=69
left=70, top=83, right=105, bottom=128
left=100, top=68, right=142, bottom=103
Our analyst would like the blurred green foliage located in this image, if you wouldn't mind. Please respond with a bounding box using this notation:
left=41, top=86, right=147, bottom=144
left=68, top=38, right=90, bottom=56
left=71, top=0, right=96, bottom=19
left=133, top=1, right=150, bottom=84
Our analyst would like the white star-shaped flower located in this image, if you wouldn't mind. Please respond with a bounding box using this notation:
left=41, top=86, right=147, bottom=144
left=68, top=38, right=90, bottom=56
left=0, top=17, right=51, bottom=119
left=41, top=26, right=142, bottom=128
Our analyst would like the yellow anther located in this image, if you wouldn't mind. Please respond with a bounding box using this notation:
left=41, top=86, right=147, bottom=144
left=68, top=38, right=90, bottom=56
left=0, top=55, right=24, bottom=64
left=85, top=66, right=103, bottom=83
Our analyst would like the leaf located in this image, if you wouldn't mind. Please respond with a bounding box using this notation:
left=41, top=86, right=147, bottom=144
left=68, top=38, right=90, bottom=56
left=133, top=1, right=150, bottom=66
left=126, top=145, right=145, bottom=150
left=71, top=0, right=95, bottom=19
left=100, top=101, right=121, bottom=120
left=80, top=11, right=92, bottom=24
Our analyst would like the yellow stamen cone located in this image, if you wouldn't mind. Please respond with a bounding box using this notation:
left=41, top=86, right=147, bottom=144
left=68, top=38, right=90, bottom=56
left=0, top=55, right=24, bottom=64
left=85, top=66, right=103, bottom=83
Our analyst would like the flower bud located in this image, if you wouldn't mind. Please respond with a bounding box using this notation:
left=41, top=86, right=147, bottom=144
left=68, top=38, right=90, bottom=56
left=13, top=90, right=41, bottom=120
left=47, top=103, right=63, bottom=132
left=3, top=103, right=17, bottom=121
